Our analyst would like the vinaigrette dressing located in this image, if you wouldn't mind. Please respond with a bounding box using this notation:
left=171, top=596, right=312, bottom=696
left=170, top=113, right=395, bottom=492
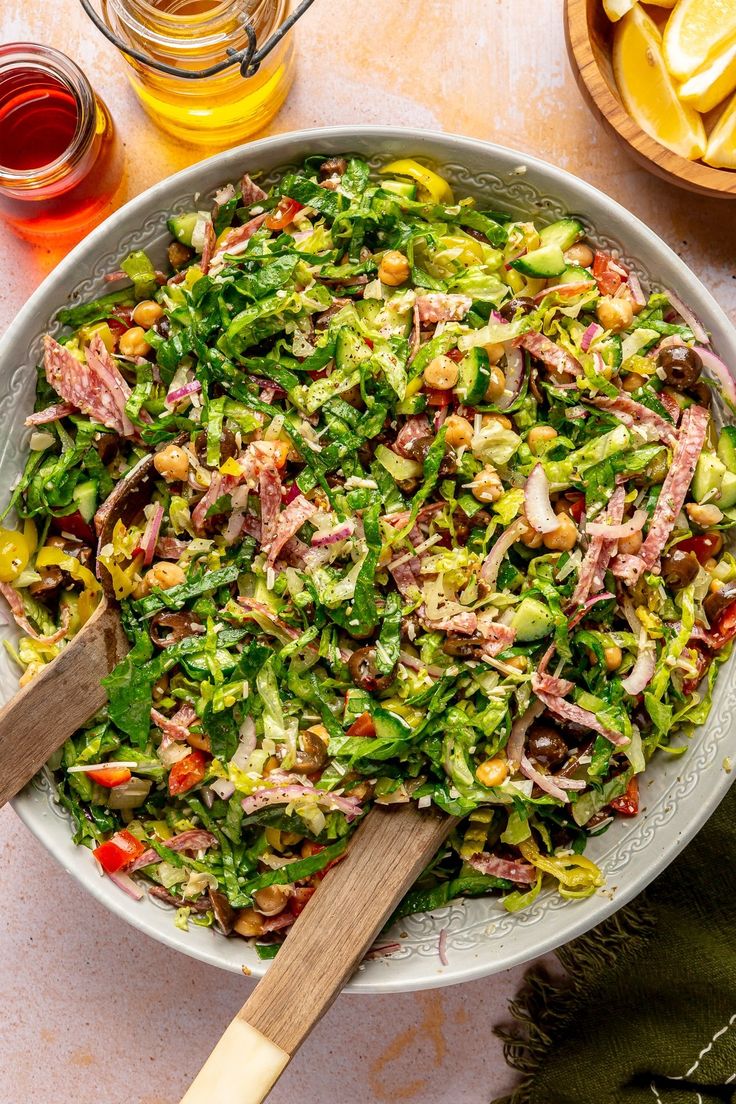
left=100, top=0, right=295, bottom=145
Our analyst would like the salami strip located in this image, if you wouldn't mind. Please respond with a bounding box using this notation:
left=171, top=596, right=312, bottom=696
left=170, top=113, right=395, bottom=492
left=264, top=494, right=317, bottom=567
left=395, top=414, right=431, bottom=458
left=44, top=335, right=135, bottom=437
left=258, top=466, right=283, bottom=550
left=569, top=485, right=625, bottom=608
left=415, top=292, right=472, bottom=324
left=534, top=688, right=629, bottom=747
left=24, top=401, right=76, bottom=426
left=468, top=852, right=537, bottom=884
left=517, top=331, right=583, bottom=377
left=209, top=212, right=269, bottom=270
left=591, top=394, right=677, bottom=446
left=200, top=219, right=216, bottom=274
left=240, top=173, right=267, bottom=205
left=617, top=404, right=708, bottom=585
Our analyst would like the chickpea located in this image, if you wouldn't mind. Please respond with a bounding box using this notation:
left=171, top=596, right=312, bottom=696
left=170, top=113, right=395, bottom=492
left=484, top=365, right=506, bottom=403
left=686, top=502, right=723, bottom=527
left=622, top=372, right=646, bottom=393
left=144, top=562, right=186, bottom=591
left=704, top=557, right=718, bottom=573
left=119, top=326, right=152, bottom=358
left=618, top=529, right=643, bottom=556
left=710, top=578, right=724, bottom=593
left=476, top=757, right=509, bottom=787
left=253, top=884, right=291, bottom=917
left=603, top=645, right=623, bottom=672
left=154, top=443, right=190, bottom=482
left=444, top=415, right=474, bottom=450
left=378, top=250, right=410, bottom=286
left=132, top=299, right=164, bottom=328
left=527, top=426, right=558, bottom=454
left=423, top=354, right=459, bottom=390
left=542, top=512, right=578, bottom=551
left=472, top=466, right=504, bottom=503
left=233, top=907, right=265, bottom=938
left=564, top=242, right=594, bottom=268
left=484, top=342, right=506, bottom=365
left=596, top=295, right=634, bottom=333
left=482, top=412, right=512, bottom=430
left=519, top=517, right=544, bottom=549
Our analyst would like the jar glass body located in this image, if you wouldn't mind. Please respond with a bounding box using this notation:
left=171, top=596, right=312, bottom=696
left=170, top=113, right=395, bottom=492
left=100, top=0, right=295, bottom=146
left=0, top=43, right=123, bottom=245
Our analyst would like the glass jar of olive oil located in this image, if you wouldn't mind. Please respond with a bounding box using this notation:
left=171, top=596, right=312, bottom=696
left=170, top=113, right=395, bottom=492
left=99, top=0, right=295, bottom=146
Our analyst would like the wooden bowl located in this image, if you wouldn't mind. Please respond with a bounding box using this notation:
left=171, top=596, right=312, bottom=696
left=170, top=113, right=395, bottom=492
left=564, top=0, right=736, bottom=198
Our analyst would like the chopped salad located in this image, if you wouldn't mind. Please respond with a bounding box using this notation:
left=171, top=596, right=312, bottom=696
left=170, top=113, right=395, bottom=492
left=3, top=154, right=736, bottom=952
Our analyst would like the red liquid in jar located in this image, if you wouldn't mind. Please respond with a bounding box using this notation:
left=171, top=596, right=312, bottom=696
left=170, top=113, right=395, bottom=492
left=0, top=69, right=79, bottom=171
left=0, top=57, right=123, bottom=245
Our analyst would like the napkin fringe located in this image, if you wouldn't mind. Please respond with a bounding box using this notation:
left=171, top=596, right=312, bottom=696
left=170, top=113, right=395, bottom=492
left=491, top=897, right=658, bottom=1104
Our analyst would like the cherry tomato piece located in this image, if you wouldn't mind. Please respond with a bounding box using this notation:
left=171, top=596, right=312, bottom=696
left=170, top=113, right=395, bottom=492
left=610, top=776, right=639, bottom=817
left=346, top=711, right=377, bottom=738
left=593, top=251, right=624, bottom=297
left=93, top=829, right=146, bottom=873
left=168, top=750, right=208, bottom=796
left=265, top=197, right=304, bottom=231
left=87, top=766, right=132, bottom=788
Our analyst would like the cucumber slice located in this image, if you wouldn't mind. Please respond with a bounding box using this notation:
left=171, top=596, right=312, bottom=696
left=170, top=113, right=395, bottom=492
left=558, top=264, right=592, bottom=284
left=538, top=217, right=585, bottom=252
left=167, top=212, right=199, bottom=247
left=693, top=452, right=727, bottom=503
left=719, top=470, right=736, bottom=509
left=72, top=479, right=98, bottom=522
left=456, top=348, right=491, bottom=404
left=717, top=426, right=736, bottom=474
left=511, top=244, right=566, bottom=279
left=372, top=707, right=411, bottom=740
left=510, top=596, right=555, bottom=642
left=395, top=394, right=428, bottom=415
left=181, top=649, right=238, bottom=679
left=335, top=328, right=373, bottom=372
left=380, top=179, right=418, bottom=200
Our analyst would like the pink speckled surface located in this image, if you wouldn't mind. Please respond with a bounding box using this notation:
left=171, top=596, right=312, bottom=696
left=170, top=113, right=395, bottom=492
left=1, top=2, right=734, bottom=1102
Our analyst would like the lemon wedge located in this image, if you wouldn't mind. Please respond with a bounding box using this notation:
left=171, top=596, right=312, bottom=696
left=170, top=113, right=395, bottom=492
left=662, top=0, right=736, bottom=81
left=678, top=39, right=736, bottom=113
left=603, top=0, right=636, bottom=22
left=613, top=6, right=707, bottom=159
left=703, top=89, right=736, bottom=167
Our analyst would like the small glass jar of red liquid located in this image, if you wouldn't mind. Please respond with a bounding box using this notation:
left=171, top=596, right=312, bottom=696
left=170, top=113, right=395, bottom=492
left=0, top=43, right=123, bottom=245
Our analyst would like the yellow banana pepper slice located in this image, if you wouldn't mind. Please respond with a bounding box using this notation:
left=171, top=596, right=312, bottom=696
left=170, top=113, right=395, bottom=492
left=380, top=159, right=454, bottom=204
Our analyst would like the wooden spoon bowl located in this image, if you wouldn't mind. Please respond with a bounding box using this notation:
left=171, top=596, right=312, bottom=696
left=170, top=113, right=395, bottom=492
left=564, top=0, right=736, bottom=198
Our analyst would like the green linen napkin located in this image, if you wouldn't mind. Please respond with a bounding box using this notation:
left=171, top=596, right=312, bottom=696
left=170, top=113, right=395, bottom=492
left=495, top=782, right=736, bottom=1104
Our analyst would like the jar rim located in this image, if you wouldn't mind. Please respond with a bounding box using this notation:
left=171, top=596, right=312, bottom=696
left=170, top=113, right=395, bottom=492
left=103, top=0, right=283, bottom=57
left=0, top=43, right=96, bottom=186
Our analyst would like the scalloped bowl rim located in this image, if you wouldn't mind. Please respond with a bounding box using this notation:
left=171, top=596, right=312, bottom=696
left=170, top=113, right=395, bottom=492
left=4, top=125, right=735, bottom=993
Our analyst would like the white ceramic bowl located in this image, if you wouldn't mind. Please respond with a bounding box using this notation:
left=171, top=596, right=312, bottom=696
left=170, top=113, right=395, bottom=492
left=4, top=127, right=735, bottom=993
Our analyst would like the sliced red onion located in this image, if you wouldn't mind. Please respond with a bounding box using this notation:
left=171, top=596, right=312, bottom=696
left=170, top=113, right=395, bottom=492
left=586, top=509, right=647, bottom=540
left=25, top=401, right=77, bottom=426
left=232, top=717, right=257, bottom=770
left=398, top=651, right=445, bottom=678
left=507, top=698, right=545, bottom=768
left=535, top=689, right=629, bottom=747
left=696, top=346, right=736, bottom=406
left=438, top=928, right=448, bottom=966
left=621, top=633, right=656, bottom=695
left=140, top=504, right=164, bottom=566
left=166, top=379, right=202, bottom=405
left=524, top=464, right=560, bottom=534
left=107, top=871, right=144, bottom=901
left=480, top=516, right=528, bottom=589
left=581, top=322, right=603, bottom=352
left=497, top=345, right=524, bottom=410
left=665, top=290, right=709, bottom=345
left=533, top=280, right=595, bottom=302
left=242, top=785, right=363, bottom=821
left=627, top=272, right=647, bottom=308
left=468, top=852, right=537, bottom=884
left=210, top=778, right=236, bottom=801
left=311, top=520, right=355, bottom=546
left=433, top=406, right=449, bottom=431
left=520, top=755, right=574, bottom=802
left=282, top=483, right=302, bottom=505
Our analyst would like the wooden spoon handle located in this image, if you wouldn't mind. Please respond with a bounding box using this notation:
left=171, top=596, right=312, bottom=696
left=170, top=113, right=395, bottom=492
left=0, top=601, right=128, bottom=809
left=181, top=803, right=455, bottom=1104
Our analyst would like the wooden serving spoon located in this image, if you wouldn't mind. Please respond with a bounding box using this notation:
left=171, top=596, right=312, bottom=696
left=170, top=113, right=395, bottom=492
left=181, top=802, right=455, bottom=1104
left=0, top=448, right=159, bottom=808
left=0, top=444, right=457, bottom=1104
